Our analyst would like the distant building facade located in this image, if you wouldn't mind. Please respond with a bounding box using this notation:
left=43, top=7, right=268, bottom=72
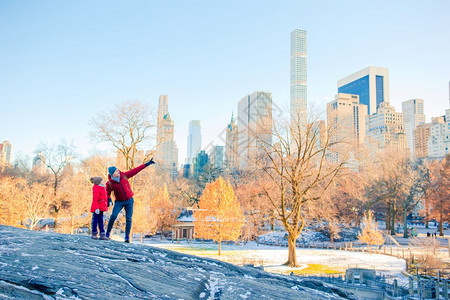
left=338, top=66, right=389, bottom=115
left=0, top=140, right=12, bottom=167
left=414, top=123, right=432, bottom=159
left=402, top=99, right=425, bottom=159
left=208, top=145, right=224, bottom=170
left=237, top=91, right=272, bottom=169
left=428, top=110, right=450, bottom=159
left=186, top=120, right=202, bottom=164
left=326, top=93, right=367, bottom=163
left=32, top=152, right=47, bottom=175
left=193, top=150, right=208, bottom=178
left=224, top=114, right=238, bottom=173
left=156, top=95, right=178, bottom=177
left=365, top=102, right=406, bottom=151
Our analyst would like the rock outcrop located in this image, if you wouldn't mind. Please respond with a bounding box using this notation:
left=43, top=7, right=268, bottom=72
left=0, top=226, right=354, bottom=299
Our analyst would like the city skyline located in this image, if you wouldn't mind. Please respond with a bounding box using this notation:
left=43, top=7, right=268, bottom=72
left=1, top=1, right=449, bottom=164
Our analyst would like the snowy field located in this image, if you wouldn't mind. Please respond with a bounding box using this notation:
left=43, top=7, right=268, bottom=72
left=140, top=238, right=407, bottom=284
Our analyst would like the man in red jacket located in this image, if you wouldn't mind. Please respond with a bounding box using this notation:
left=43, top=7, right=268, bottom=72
left=105, top=158, right=155, bottom=242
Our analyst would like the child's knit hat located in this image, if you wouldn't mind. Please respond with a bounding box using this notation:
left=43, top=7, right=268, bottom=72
left=90, top=177, right=103, bottom=185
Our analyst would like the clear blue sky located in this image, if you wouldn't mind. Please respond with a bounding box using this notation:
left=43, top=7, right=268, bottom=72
left=1, top=1, right=449, bottom=164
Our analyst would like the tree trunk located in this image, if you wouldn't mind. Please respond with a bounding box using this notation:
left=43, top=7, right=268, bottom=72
left=403, top=210, right=408, bottom=238
left=270, top=212, right=275, bottom=231
left=286, top=235, right=298, bottom=267
left=439, top=210, right=444, bottom=236
left=425, top=195, right=429, bottom=229
left=390, top=206, right=396, bottom=236
left=329, top=222, right=334, bottom=243
left=218, top=240, right=222, bottom=256
left=140, top=233, right=143, bottom=243
left=386, top=208, right=391, bottom=233
left=53, top=173, right=58, bottom=196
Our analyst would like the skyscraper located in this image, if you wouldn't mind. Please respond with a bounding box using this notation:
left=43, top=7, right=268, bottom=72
left=225, top=114, right=238, bottom=173
left=428, top=110, right=450, bottom=159
left=208, top=145, right=224, bottom=170
left=32, top=151, right=47, bottom=175
left=290, top=29, right=307, bottom=126
left=365, top=102, right=406, bottom=151
left=0, top=140, right=12, bottom=166
left=237, top=91, right=272, bottom=169
left=338, top=66, right=389, bottom=115
left=156, top=95, right=178, bottom=176
left=414, top=123, right=432, bottom=159
left=186, top=120, right=202, bottom=164
left=402, top=99, right=425, bottom=159
left=326, top=93, right=368, bottom=163
left=193, top=150, right=208, bottom=179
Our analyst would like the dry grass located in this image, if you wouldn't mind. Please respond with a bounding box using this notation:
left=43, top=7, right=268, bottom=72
left=291, top=264, right=343, bottom=275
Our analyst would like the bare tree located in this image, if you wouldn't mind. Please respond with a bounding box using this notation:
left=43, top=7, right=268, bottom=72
left=425, top=156, right=450, bottom=236
left=398, top=162, right=424, bottom=238
left=0, top=177, right=26, bottom=227
left=23, top=182, right=52, bottom=230
left=35, top=140, right=76, bottom=195
left=90, top=100, right=157, bottom=176
left=34, top=140, right=76, bottom=226
left=251, top=112, right=347, bottom=267
left=366, top=149, right=423, bottom=236
left=235, top=177, right=273, bottom=242
left=57, top=172, right=91, bottom=234
left=306, top=181, right=353, bottom=243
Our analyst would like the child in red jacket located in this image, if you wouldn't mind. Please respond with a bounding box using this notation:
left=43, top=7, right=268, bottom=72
left=90, top=177, right=109, bottom=240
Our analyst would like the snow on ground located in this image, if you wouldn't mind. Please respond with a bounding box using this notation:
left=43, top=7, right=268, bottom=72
left=141, top=238, right=407, bottom=285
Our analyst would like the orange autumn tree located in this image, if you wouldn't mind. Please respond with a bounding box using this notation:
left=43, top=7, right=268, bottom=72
left=194, top=177, right=244, bottom=255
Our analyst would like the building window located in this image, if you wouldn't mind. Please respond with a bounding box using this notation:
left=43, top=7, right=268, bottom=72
left=376, top=75, right=384, bottom=107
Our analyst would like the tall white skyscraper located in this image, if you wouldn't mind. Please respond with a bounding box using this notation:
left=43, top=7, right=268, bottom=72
left=290, top=29, right=307, bottom=126
left=186, top=120, right=202, bottom=164
left=156, top=95, right=178, bottom=175
left=402, top=99, right=425, bottom=159
left=237, top=91, right=272, bottom=169
left=338, top=66, right=390, bottom=115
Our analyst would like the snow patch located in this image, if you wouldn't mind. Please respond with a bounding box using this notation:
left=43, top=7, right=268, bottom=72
left=205, top=278, right=220, bottom=299
left=199, top=292, right=206, bottom=298
left=31, top=266, right=39, bottom=271
left=240, top=291, right=251, bottom=298
left=21, top=253, right=44, bottom=257
left=153, top=252, right=167, bottom=258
